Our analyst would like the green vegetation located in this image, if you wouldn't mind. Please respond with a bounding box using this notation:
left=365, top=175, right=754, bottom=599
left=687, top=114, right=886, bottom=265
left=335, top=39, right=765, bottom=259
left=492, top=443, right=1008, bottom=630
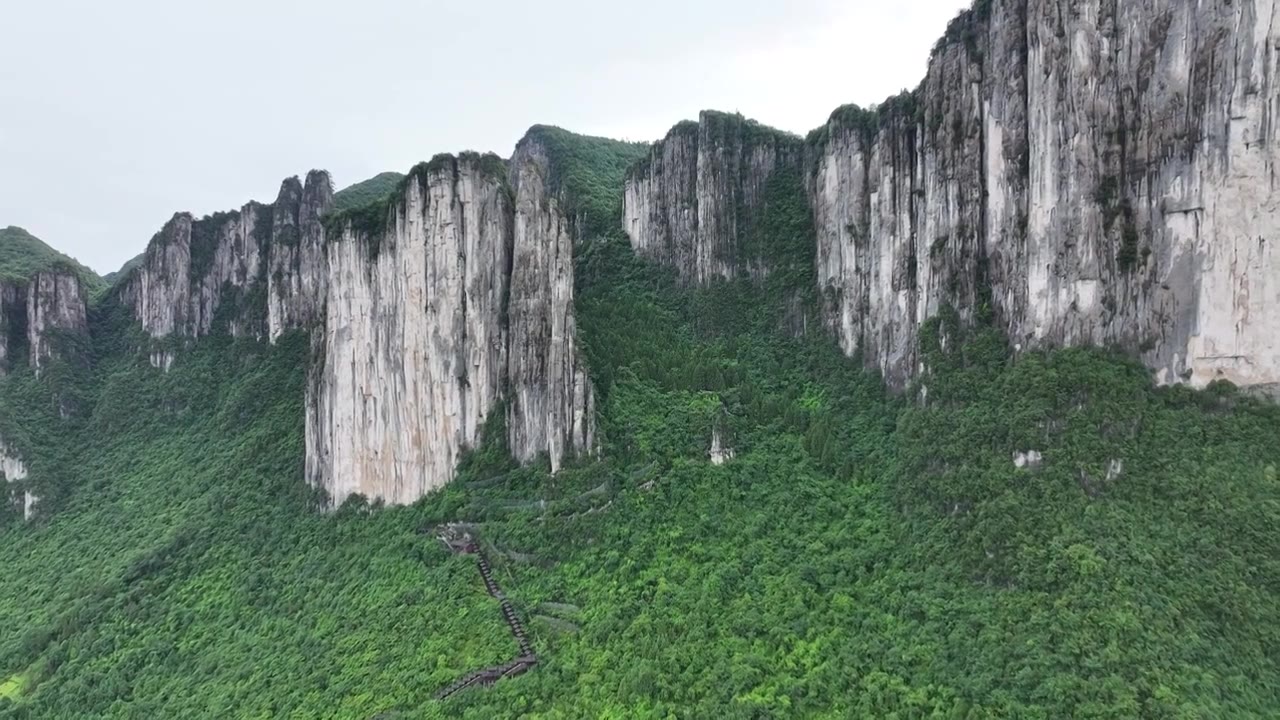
left=0, top=128, right=1278, bottom=719
left=101, top=252, right=144, bottom=289
left=699, top=111, right=801, bottom=151
left=330, top=171, right=405, bottom=213
left=933, top=0, right=994, bottom=61
left=0, top=227, right=102, bottom=293
left=0, top=675, right=24, bottom=701
left=805, top=91, right=921, bottom=154
left=521, top=125, right=649, bottom=238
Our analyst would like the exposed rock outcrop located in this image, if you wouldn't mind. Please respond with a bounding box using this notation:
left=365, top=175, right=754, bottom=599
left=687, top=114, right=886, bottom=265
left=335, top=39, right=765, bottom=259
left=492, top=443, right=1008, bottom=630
left=507, top=138, right=595, bottom=473
left=307, top=143, right=598, bottom=507
left=0, top=435, right=35, bottom=521
left=306, top=155, right=513, bottom=507
left=27, top=271, right=89, bottom=376
left=121, top=171, right=333, bottom=366
left=0, top=271, right=89, bottom=377
left=623, top=111, right=804, bottom=284
left=807, top=0, right=1280, bottom=390
left=268, top=171, right=333, bottom=342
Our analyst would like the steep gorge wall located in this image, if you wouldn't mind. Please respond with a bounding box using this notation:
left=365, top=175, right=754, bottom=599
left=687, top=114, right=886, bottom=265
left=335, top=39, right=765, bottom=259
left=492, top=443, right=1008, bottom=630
left=619, top=1, right=1279, bottom=392
left=0, top=271, right=89, bottom=378
left=116, top=141, right=598, bottom=507
left=807, top=0, right=1280, bottom=389
left=306, top=156, right=513, bottom=507
left=306, top=143, right=596, bottom=507
left=506, top=139, right=595, bottom=472
left=623, top=111, right=804, bottom=284
left=120, top=171, right=333, bottom=366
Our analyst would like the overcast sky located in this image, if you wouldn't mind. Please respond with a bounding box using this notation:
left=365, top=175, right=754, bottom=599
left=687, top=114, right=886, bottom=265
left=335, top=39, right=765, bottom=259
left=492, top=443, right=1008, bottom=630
left=1, top=0, right=969, bottom=274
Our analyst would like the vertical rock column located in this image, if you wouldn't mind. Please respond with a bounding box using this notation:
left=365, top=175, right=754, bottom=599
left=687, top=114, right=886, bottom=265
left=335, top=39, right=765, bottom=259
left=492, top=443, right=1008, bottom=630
left=507, top=138, right=596, bottom=473
left=26, top=270, right=89, bottom=377
left=269, top=171, right=334, bottom=341
left=306, top=156, right=512, bottom=506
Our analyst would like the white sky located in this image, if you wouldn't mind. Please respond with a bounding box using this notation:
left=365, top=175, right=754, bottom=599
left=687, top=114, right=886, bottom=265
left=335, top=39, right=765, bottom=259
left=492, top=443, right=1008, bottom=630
left=0, top=0, right=969, bottom=273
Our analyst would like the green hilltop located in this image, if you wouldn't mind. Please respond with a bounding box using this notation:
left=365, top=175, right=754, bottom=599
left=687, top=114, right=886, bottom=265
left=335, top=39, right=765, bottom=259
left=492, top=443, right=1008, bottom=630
left=330, top=171, right=406, bottom=214
left=0, top=227, right=103, bottom=293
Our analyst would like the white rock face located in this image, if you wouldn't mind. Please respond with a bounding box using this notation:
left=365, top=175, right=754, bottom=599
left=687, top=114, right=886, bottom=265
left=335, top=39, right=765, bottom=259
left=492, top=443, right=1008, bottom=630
left=307, top=156, right=513, bottom=507
left=269, top=171, right=333, bottom=342
left=0, top=436, right=35, bottom=521
left=623, top=112, right=803, bottom=285
left=307, top=147, right=599, bottom=507
left=808, top=0, right=1280, bottom=391
left=507, top=140, right=596, bottom=473
left=709, top=427, right=735, bottom=466
left=122, top=171, right=333, bottom=362
left=1105, top=459, right=1124, bottom=483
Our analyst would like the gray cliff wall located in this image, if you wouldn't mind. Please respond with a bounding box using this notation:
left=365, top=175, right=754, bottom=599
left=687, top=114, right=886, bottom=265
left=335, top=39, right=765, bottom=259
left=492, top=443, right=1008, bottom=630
left=0, top=271, right=89, bottom=378
left=269, top=170, right=333, bottom=342
left=120, top=147, right=598, bottom=507
left=27, top=271, right=89, bottom=377
left=507, top=137, right=596, bottom=473
left=619, top=1, right=1279, bottom=392
left=121, top=171, right=333, bottom=367
left=623, top=111, right=804, bottom=284
left=808, top=0, right=1280, bottom=389
left=0, top=269, right=88, bottom=519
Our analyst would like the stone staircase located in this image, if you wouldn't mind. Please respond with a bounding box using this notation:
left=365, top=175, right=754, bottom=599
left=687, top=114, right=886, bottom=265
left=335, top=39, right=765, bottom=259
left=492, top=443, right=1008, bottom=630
left=434, top=540, right=539, bottom=701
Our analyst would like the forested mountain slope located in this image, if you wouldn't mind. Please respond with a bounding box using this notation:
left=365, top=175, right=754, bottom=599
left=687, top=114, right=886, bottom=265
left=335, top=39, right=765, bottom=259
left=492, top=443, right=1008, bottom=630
left=0, top=123, right=1277, bottom=718
left=2, top=0, right=1279, bottom=716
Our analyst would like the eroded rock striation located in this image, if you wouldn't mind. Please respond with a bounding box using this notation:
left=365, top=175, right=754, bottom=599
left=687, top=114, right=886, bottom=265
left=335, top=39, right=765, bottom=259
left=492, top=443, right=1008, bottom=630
left=623, top=111, right=804, bottom=285
left=306, top=143, right=597, bottom=507
left=806, top=0, right=1280, bottom=389
left=0, top=270, right=89, bottom=378
left=306, top=155, right=514, bottom=507
left=119, top=171, right=334, bottom=366
left=506, top=138, right=595, bottom=474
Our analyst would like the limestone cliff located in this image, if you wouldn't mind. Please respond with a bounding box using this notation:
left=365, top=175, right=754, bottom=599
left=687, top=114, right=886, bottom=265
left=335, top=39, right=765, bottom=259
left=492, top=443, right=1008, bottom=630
left=306, top=143, right=598, bottom=507
left=623, top=111, right=804, bottom=284
left=27, top=271, right=89, bottom=376
left=120, top=171, right=333, bottom=366
left=507, top=137, right=595, bottom=472
left=268, top=171, right=333, bottom=342
left=0, top=435, right=35, bottom=520
left=306, top=155, right=513, bottom=507
left=807, top=0, right=1280, bottom=390
left=0, top=270, right=89, bottom=378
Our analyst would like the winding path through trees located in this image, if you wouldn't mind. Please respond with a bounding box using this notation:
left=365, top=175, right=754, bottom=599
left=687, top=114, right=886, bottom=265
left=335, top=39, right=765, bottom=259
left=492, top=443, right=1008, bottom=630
left=433, top=536, right=538, bottom=701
